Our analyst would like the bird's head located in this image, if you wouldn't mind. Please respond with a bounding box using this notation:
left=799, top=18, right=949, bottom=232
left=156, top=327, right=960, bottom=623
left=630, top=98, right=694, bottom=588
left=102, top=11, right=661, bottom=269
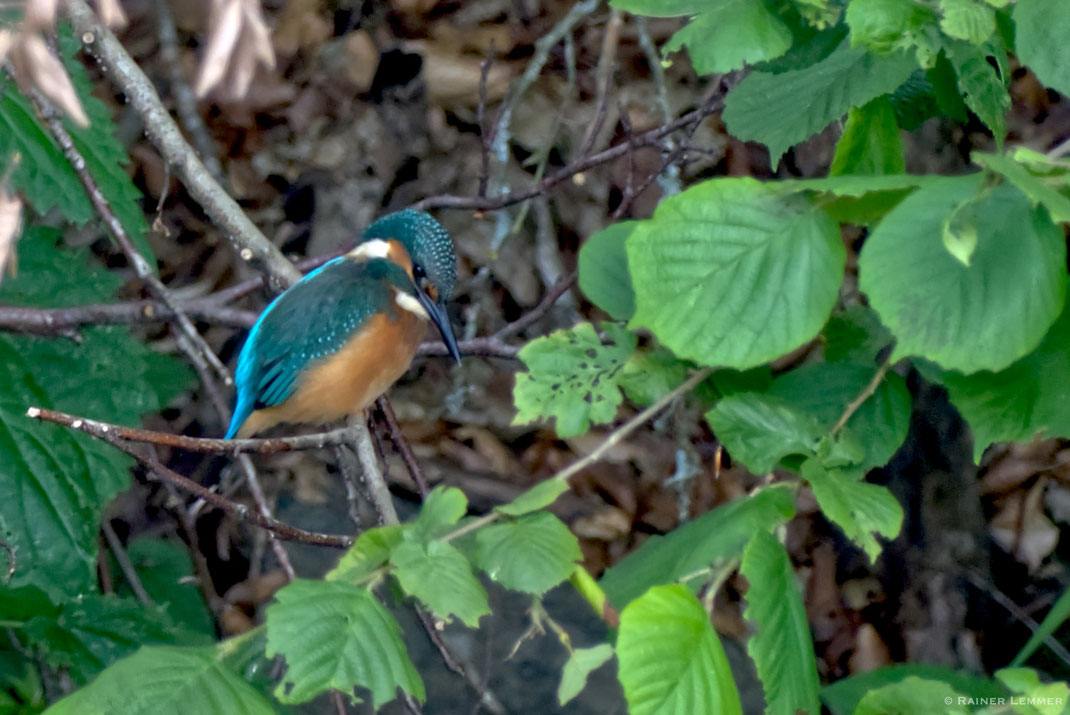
left=357, top=209, right=461, bottom=363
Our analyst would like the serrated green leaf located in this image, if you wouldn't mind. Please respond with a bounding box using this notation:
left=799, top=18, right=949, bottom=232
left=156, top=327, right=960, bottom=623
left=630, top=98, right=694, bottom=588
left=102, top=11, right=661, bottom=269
left=940, top=0, right=996, bottom=44
left=513, top=322, right=636, bottom=438
left=859, top=177, right=1066, bottom=373
left=823, top=304, right=894, bottom=365
left=43, top=646, right=275, bottom=715
left=327, top=525, right=403, bottom=582
left=475, top=512, right=581, bottom=596
left=496, top=478, right=570, bottom=516
left=408, top=485, right=467, bottom=543
left=740, top=531, right=821, bottom=715
left=578, top=222, right=636, bottom=321
left=706, top=393, right=825, bottom=474
left=822, top=664, right=1004, bottom=714
left=616, top=584, right=742, bottom=715
left=1014, top=0, right=1070, bottom=97
left=22, top=594, right=206, bottom=685
left=974, top=151, right=1070, bottom=223
left=618, top=348, right=690, bottom=407
left=266, top=579, right=424, bottom=707
left=995, top=668, right=1070, bottom=715
left=949, top=40, right=1009, bottom=142
left=663, top=0, right=792, bottom=75
left=845, top=0, right=937, bottom=56
left=627, top=178, right=845, bottom=369
left=831, top=97, right=905, bottom=177
left=558, top=644, right=615, bottom=706
left=390, top=540, right=489, bottom=627
left=723, top=43, right=915, bottom=164
left=801, top=459, right=903, bottom=562
left=768, top=363, right=911, bottom=470
left=854, top=676, right=969, bottom=715
left=600, top=484, right=796, bottom=608
left=925, top=290, right=1070, bottom=462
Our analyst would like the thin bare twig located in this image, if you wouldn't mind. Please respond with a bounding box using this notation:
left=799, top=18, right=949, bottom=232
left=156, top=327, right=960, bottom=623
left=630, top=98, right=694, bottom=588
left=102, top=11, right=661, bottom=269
left=375, top=397, right=430, bottom=498
left=443, top=367, right=714, bottom=543
left=346, top=416, right=399, bottom=525
left=414, top=607, right=508, bottom=715
left=831, top=356, right=893, bottom=436
left=101, top=520, right=153, bottom=606
left=577, top=8, right=622, bottom=159
left=0, top=537, right=15, bottom=584
left=64, top=0, right=301, bottom=290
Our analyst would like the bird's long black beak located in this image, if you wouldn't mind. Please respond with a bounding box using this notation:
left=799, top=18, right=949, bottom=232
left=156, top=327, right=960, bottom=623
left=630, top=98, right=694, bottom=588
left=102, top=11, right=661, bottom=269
left=416, top=288, right=461, bottom=364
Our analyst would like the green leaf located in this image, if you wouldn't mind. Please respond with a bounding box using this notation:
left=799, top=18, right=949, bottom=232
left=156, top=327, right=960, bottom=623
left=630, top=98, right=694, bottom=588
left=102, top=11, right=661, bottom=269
left=974, top=151, right=1070, bottom=223
left=616, top=584, right=742, bottom=715
left=801, top=459, right=903, bottom=562
left=854, top=676, right=969, bottom=715
left=949, top=40, right=1009, bottom=142
left=22, top=594, right=205, bottom=685
left=627, top=178, right=845, bottom=369
left=115, top=538, right=215, bottom=638
left=408, top=485, right=467, bottom=543
left=845, top=0, right=938, bottom=56
left=995, top=668, right=1070, bottom=715
left=831, top=97, right=905, bottom=176
left=43, top=646, right=275, bottom=715
left=390, top=540, right=489, bottom=627
left=768, top=362, right=911, bottom=470
left=723, top=43, right=915, bottom=164
left=859, top=177, right=1066, bottom=372
left=928, top=291, right=1070, bottom=462
left=740, top=532, right=821, bottom=715
left=558, top=644, right=615, bottom=706
left=496, top=478, right=570, bottom=516
left=1014, top=0, right=1070, bottom=97
left=939, top=0, right=996, bottom=45
left=822, top=664, right=1004, bottom=714
left=1012, top=585, right=1070, bottom=666
left=57, top=30, right=155, bottom=271
left=600, top=484, right=795, bottom=608
left=327, top=525, right=403, bottom=582
left=475, top=512, right=582, bottom=596
left=608, top=0, right=706, bottom=17
left=822, top=304, right=894, bottom=365
left=706, top=393, right=825, bottom=474
left=618, top=348, right=691, bottom=407
left=663, top=0, right=793, bottom=75
left=578, top=222, right=637, bottom=320
left=265, top=579, right=424, bottom=707
left=513, top=322, right=636, bottom=437
left=0, top=229, right=192, bottom=599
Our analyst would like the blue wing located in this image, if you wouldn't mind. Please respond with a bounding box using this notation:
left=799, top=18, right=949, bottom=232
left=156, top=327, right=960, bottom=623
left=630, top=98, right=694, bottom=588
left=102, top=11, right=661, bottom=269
left=225, top=258, right=409, bottom=438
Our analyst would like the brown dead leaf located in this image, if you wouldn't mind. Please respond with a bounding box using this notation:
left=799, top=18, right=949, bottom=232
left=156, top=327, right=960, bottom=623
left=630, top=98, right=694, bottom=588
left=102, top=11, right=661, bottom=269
left=274, top=0, right=330, bottom=56
left=572, top=505, right=631, bottom=541
left=980, top=440, right=1059, bottom=495
left=989, top=477, right=1059, bottom=570
left=11, top=33, right=89, bottom=126
left=0, top=184, right=22, bottom=280
left=25, top=0, right=59, bottom=31
left=405, top=39, right=511, bottom=106
left=849, top=623, right=892, bottom=673
left=195, top=0, right=277, bottom=100
left=342, top=30, right=378, bottom=90
left=95, top=0, right=128, bottom=29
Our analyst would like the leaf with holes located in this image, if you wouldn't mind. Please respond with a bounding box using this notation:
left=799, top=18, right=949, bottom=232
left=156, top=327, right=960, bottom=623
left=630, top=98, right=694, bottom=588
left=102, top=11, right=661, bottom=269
left=513, top=322, right=636, bottom=437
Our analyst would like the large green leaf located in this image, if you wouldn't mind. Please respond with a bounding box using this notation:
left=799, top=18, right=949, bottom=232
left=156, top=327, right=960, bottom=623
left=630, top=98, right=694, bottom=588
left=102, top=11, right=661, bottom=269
left=608, top=0, right=705, bottom=16
left=845, top=0, right=938, bottom=56
left=0, top=229, right=191, bottom=599
left=558, top=644, right=615, bottom=706
left=513, top=322, right=636, bottom=437
left=663, top=0, right=793, bottom=75
left=854, top=676, right=968, bottom=715
left=327, top=524, right=403, bottom=583
left=723, top=43, right=915, bottom=164
left=926, top=291, right=1070, bottom=462
left=407, top=485, right=468, bottom=543
left=265, top=579, right=423, bottom=707
left=616, top=584, right=742, bottom=715
left=1014, top=0, right=1070, bottom=97
left=948, top=39, right=1009, bottom=143
left=801, top=459, right=903, bottom=562
left=740, top=532, right=821, bottom=715
left=706, top=393, right=825, bottom=475
left=114, top=538, right=215, bottom=638
left=600, top=484, right=795, bottom=608
left=830, top=96, right=905, bottom=176
left=390, top=540, right=489, bottom=627
left=578, top=222, right=637, bottom=321
left=974, top=151, right=1070, bottom=223
left=939, top=0, right=995, bottom=45
left=627, top=178, right=845, bottom=369
left=822, top=664, right=1004, bottom=714
left=44, top=646, right=275, bottom=715
left=475, top=512, right=582, bottom=595
left=859, top=177, right=1066, bottom=373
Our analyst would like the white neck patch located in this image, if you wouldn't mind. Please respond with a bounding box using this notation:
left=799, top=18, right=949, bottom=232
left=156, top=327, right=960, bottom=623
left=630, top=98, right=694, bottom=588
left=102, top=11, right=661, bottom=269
left=395, top=291, right=430, bottom=320
left=347, top=239, right=391, bottom=261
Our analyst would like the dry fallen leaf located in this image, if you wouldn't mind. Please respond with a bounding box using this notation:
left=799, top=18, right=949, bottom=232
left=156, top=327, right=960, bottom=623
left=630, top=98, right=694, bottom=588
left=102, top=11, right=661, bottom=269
left=989, top=477, right=1059, bottom=571
left=195, top=0, right=277, bottom=100
left=274, top=0, right=330, bottom=56
left=94, top=0, right=128, bottom=29
left=0, top=183, right=23, bottom=280
left=10, top=33, right=89, bottom=126
left=849, top=623, right=892, bottom=673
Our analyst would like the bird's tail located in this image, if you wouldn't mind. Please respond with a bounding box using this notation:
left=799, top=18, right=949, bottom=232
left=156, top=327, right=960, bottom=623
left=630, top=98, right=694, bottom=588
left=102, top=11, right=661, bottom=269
left=225, top=397, right=253, bottom=439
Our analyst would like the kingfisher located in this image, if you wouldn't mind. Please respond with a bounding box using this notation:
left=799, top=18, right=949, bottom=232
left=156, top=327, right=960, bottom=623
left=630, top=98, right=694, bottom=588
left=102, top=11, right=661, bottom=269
left=225, top=209, right=461, bottom=439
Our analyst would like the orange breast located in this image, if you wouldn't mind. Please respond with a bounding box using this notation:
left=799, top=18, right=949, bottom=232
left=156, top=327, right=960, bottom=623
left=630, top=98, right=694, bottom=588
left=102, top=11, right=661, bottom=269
left=237, top=308, right=427, bottom=437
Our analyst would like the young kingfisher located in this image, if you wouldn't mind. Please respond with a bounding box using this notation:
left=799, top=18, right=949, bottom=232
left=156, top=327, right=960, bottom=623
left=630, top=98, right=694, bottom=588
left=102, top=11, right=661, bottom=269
left=225, top=209, right=461, bottom=439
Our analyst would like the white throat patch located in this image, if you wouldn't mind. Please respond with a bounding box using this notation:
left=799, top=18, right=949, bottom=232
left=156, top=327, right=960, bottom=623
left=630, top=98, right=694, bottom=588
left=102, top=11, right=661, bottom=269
left=347, top=239, right=391, bottom=261
left=395, top=291, right=430, bottom=320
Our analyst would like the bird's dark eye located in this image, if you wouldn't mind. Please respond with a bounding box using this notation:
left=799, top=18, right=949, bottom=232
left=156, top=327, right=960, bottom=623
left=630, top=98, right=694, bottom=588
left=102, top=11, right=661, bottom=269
left=412, top=263, right=426, bottom=280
